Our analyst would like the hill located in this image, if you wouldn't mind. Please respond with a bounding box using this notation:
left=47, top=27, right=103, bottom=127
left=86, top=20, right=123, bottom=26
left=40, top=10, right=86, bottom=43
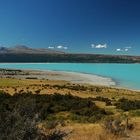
left=0, top=45, right=140, bottom=63
left=0, top=45, right=64, bottom=54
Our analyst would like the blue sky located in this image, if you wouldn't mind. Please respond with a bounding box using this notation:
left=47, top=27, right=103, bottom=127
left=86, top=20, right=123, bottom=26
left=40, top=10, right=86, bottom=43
left=0, top=0, right=140, bottom=55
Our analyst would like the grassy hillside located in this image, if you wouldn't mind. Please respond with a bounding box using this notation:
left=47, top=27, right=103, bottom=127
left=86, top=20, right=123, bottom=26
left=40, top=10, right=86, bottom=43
left=0, top=91, right=140, bottom=140
left=0, top=77, right=140, bottom=140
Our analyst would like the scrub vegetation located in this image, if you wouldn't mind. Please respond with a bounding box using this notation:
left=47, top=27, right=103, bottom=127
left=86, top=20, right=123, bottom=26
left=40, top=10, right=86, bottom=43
left=0, top=70, right=140, bottom=140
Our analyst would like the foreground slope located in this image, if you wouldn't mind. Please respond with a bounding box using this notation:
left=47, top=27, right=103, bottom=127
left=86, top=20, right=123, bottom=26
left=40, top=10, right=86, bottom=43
left=0, top=69, right=140, bottom=140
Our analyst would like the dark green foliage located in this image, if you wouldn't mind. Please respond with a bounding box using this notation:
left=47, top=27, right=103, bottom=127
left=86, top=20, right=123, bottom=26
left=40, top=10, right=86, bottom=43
left=130, top=110, right=140, bottom=117
left=116, top=98, right=140, bottom=111
left=26, top=77, right=38, bottom=79
left=95, top=87, right=102, bottom=92
left=0, top=92, right=107, bottom=123
left=52, top=84, right=88, bottom=91
left=0, top=91, right=109, bottom=139
left=0, top=97, right=45, bottom=140
left=0, top=93, right=68, bottom=140
left=46, top=130, right=68, bottom=140
left=0, top=53, right=139, bottom=63
left=44, top=121, right=58, bottom=129
left=36, top=93, right=107, bottom=122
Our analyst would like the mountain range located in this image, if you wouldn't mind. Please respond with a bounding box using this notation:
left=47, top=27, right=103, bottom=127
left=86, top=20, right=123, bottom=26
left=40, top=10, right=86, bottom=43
left=0, top=45, right=140, bottom=63
left=0, top=45, right=64, bottom=54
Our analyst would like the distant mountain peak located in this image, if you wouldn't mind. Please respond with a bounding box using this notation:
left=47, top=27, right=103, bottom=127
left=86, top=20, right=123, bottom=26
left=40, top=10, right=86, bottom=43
left=11, top=45, right=30, bottom=50
left=0, top=46, right=8, bottom=53
left=0, top=45, right=65, bottom=54
left=0, top=46, right=7, bottom=50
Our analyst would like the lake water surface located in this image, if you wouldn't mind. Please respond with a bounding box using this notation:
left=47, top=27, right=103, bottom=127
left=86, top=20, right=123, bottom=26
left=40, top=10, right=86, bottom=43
left=0, top=63, right=139, bottom=90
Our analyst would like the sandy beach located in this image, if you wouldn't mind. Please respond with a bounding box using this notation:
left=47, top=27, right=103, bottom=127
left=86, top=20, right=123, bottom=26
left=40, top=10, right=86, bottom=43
left=3, top=69, right=116, bottom=87
left=48, top=71, right=116, bottom=86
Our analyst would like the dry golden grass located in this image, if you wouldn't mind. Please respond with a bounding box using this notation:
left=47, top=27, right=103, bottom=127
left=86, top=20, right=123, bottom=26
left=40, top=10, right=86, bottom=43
left=61, top=119, right=140, bottom=140
left=0, top=77, right=140, bottom=140
left=129, top=117, right=140, bottom=139
left=0, top=77, right=140, bottom=100
left=61, top=123, right=127, bottom=140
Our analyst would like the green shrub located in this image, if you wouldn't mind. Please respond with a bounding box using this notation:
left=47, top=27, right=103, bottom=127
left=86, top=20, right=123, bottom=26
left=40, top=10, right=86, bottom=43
left=0, top=92, right=107, bottom=123
left=116, top=98, right=140, bottom=111
left=0, top=93, right=68, bottom=140
left=129, top=110, right=140, bottom=117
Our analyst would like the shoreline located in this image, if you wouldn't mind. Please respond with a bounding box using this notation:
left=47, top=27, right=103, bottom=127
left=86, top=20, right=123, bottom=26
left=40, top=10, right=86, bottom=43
left=0, top=68, right=140, bottom=92
left=0, top=63, right=140, bottom=91
left=50, top=70, right=116, bottom=86
left=0, top=62, right=139, bottom=65
left=0, top=68, right=116, bottom=87
left=29, top=69, right=140, bottom=92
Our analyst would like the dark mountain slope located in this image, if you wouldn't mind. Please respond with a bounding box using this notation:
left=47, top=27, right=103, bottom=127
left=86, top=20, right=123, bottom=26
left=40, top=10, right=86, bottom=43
left=0, top=45, right=64, bottom=54
left=0, top=53, right=139, bottom=63
left=0, top=45, right=139, bottom=63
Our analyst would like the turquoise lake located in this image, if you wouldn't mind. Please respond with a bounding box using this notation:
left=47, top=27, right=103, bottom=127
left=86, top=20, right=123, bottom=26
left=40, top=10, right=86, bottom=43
left=0, top=63, right=139, bottom=90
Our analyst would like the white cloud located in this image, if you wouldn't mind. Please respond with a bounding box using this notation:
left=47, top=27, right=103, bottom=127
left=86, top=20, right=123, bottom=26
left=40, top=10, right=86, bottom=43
left=96, top=44, right=107, bottom=48
left=48, top=46, right=54, bottom=49
left=57, top=45, right=68, bottom=50
left=116, top=48, right=123, bottom=51
left=48, top=45, right=68, bottom=50
left=91, top=44, right=107, bottom=49
left=57, top=45, right=63, bottom=49
left=116, top=46, right=132, bottom=52
left=124, top=48, right=129, bottom=51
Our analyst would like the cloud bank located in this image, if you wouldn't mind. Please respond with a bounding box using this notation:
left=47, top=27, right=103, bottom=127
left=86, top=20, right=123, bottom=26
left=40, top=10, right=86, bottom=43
left=48, top=45, right=68, bottom=50
left=116, top=46, right=132, bottom=52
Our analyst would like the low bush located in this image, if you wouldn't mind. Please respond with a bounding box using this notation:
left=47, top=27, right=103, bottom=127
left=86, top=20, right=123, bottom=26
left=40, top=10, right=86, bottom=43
left=129, top=110, right=140, bottom=117
left=116, top=98, right=140, bottom=111
left=0, top=92, right=108, bottom=123
left=0, top=96, right=67, bottom=140
left=103, top=116, right=134, bottom=137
